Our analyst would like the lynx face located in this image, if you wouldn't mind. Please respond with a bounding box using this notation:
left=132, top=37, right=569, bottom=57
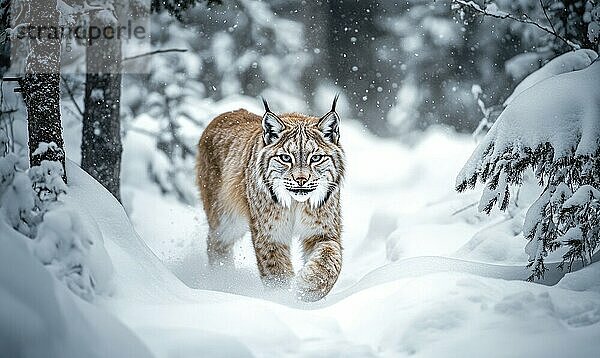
left=257, top=111, right=345, bottom=209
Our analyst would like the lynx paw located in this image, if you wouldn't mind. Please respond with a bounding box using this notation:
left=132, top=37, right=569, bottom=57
left=292, top=271, right=329, bottom=302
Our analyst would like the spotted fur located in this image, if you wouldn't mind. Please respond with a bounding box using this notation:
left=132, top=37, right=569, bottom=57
left=196, top=104, right=345, bottom=301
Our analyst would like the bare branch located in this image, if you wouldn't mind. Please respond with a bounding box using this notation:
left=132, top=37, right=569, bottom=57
left=453, top=0, right=578, bottom=51
left=539, top=0, right=558, bottom=36
left=60, top=76, right=83, bottom=117
left=122, top=48, right=188, bottom=62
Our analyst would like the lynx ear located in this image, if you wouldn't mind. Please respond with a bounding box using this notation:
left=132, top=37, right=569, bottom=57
left=318, top=94, right=340, bottom=144
left=261, top=98, right=285, bottom=145
left=318, top=112, right=340, bottom=144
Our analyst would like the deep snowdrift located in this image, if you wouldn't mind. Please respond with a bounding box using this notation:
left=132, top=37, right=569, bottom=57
left=4, top=68, right=599, bottom=355
left=0, top=209, right=151, bottom=358
left=61, top=119, right=600, bottom=356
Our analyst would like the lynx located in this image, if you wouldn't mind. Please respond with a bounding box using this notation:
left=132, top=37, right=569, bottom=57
left=196, top=96, right=345, bottom=301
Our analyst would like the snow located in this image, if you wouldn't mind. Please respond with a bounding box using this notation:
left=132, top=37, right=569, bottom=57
left=0, top=218, right=152, bottom=358
left=3, top=84, right=600, bottom=356
left=563, top=185, right=600, bottom=208
left=458, top=55, right=600, bottom=187
left=505, top=52, right=543, bottom=82
left=31, top=142, right=61, bottom=157
left=18, top=111, right=588, bottom=357
left=504, top=49, right=598, bottom=106
left=3, top=0, right=599, bottom=352
left=32, top=207, right=97, bottom=300
left=4, top=79, right=600, bottom=355
left=3, top=110, right=600, bottom=355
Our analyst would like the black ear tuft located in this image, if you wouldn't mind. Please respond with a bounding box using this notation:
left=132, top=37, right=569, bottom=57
left=261, top=98, right=285, bottom=145
left=262, top=97, right=271, bottom=113
left=331, top=93, right=340, bottom=113
left=318, top=111, right=340, bottom=144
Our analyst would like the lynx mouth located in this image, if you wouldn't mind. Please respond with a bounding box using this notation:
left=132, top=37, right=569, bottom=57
left=287, top=187, right=316, bottom=195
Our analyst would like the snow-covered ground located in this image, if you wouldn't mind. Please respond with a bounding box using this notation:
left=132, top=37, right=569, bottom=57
left=60, top=116, right=600, bottom=357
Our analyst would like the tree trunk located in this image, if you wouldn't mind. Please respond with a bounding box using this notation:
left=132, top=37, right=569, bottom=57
left=19, top=0, right=65, bottom=172
left=0, top=0, right=11, bottom=76
left=81, top=7, right=122, bottom=201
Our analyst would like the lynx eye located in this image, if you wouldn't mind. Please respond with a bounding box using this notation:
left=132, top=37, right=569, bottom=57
left=310, top=154, right=323, bottom=163
left=279, top=154, right=292, bottom=163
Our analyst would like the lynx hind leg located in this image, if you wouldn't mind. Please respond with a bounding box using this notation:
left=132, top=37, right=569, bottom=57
left=206, top=212, right=248, bottom=267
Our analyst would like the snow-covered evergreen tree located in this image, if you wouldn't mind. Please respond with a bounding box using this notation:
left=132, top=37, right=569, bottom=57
left=0, top=128, right=98, bottom=300
left=0, top=126, right=36, bottom=236
left=456, top=51, right=600, bottom=280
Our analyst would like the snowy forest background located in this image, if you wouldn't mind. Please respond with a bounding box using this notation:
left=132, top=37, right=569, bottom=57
left=1, top=0, right=600, bottom=357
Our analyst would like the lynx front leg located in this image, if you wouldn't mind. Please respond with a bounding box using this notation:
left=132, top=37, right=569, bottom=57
left=206, top=230, right=234, bottom=267
left=252, top=233, right=294, bottom=288
left=295, top=236, right=342, bottom=301
left=206, top=212, right=248, bottom=267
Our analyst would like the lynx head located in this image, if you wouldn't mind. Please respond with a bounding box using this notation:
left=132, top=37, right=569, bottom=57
left=257, top=96, right=345, bottom=209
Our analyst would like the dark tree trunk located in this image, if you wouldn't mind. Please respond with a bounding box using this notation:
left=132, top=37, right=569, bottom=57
left=19, top=0, right=65, bottom=172
left=81, top=9, right=123, bottom=200
left=0, top=0, right=11, bottom=76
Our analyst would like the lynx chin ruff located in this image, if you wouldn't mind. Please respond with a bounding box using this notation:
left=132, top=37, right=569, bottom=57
left=196, top=96, right=345, bottom=301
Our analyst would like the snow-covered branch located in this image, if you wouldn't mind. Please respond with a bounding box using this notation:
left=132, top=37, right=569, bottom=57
left=457, top=51, right=600, bottom=279
left=452, top=0, right=578, bottom=50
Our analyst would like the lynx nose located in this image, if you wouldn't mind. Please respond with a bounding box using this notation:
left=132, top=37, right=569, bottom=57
left=294, top=175, right=309, bottom=187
